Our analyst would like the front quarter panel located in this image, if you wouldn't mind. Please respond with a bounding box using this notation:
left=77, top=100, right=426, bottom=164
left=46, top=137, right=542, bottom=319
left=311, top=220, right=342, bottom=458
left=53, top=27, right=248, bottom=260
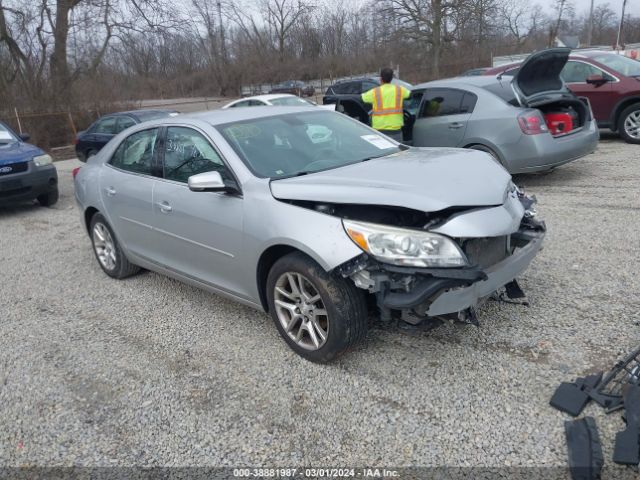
left=240, top=178, right=363, bottom=301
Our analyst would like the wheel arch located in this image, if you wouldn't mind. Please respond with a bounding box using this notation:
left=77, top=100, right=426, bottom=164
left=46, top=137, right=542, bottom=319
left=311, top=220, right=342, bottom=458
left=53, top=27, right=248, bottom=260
left=611, top=97, right=640, bottom=131
left=463, top=142, right=506, bottom=166
left=256, top=244, right=329, bottom=312
left=84, top=206, right=100, bottom=234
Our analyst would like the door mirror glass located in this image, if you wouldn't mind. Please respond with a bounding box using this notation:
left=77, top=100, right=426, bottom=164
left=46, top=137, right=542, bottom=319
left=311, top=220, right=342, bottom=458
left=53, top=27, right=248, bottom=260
left=188, top=171, right=227, bottom=192
left=18, top=133, right=30, bottom=142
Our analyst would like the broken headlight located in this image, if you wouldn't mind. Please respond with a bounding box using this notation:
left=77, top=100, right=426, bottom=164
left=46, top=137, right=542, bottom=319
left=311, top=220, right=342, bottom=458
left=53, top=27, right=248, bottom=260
left=343, top=219, right=468, bottom=268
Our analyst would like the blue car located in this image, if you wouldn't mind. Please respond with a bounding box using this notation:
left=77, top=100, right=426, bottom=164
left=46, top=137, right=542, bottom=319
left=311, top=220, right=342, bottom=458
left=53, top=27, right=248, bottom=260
left=75, top=109, right=179, bottom=162
left=0, top=122, right=58, bottom=207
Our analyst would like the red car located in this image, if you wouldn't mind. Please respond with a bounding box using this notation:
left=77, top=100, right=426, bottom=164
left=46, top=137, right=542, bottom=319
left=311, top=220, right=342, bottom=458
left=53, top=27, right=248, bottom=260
left=484, top=51, right=640, bottom=143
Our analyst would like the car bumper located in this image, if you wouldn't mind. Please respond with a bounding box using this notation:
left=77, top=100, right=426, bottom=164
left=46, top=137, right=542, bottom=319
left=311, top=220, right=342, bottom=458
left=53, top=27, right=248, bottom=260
left=424, top=229, right=544, bottom=315
left=505, top=121, right=599, bottom=174
left=342, top=217, right=546, bottom=319
left=0, top=162, right=58, bottom=203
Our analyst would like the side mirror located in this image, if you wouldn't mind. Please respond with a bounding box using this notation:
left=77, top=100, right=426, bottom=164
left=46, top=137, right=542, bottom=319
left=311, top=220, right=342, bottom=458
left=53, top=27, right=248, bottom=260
left=586, top=74, right=608, bottom=86
left=188, top=170, right=235, bottom=193
left=18, top=133, right=30, bottom=142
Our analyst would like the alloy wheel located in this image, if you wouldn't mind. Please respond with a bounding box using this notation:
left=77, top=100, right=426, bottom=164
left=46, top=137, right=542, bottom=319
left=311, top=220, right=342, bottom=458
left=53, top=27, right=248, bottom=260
left=92, top=222, right=117, bottom=271
left=273, top=272, right=329, bottom=351
left=624, top=110, right=640, bottom=139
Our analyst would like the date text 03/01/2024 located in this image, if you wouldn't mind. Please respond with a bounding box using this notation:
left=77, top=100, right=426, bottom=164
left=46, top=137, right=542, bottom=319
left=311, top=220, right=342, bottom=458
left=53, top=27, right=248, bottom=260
left=232, top=468, right=400, bottom=478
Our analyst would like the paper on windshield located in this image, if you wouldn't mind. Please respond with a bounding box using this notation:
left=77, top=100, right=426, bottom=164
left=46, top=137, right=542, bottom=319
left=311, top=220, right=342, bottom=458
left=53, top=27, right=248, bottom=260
left=0, top=130, right=12, bottom=141
left=361, top=134, right=395, bottom=149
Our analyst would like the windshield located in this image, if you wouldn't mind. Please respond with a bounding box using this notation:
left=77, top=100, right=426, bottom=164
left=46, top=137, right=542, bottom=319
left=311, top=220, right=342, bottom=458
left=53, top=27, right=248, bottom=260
left=592, top=54, right=640, bottom=77
left=269, top=97, right=313, bottom=107
left=0, top=123, right=17, bottom=144
left=217, top=111, right=401, bottom=178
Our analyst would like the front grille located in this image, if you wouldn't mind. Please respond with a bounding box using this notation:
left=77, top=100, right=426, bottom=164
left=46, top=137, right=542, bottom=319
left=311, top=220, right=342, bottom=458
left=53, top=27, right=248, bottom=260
left=463, top=236, right=509, bottom=268
left=0, top=161, right=29, bottom=176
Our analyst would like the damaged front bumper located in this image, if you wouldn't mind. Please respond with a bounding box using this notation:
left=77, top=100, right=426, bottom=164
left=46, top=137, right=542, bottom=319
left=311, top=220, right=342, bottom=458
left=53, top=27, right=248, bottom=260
left=339, top=217, right=545, bottom=321
left=423, top=228, right=543, bottom=316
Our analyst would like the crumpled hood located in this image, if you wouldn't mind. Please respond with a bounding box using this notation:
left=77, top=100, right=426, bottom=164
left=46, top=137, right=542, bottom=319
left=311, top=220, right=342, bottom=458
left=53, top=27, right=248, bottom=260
left=0, top=141, right=43, bottom=166
left=270, top=147, right=512, bottom=213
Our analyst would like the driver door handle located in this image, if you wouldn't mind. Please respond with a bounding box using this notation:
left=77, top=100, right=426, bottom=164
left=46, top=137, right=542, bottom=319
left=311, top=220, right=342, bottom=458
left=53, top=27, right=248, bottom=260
left=449, top=122, right=464, bottom=129
left=158, top=201, right=172, bottom=213
left=105, top=186, right=116, bottom=196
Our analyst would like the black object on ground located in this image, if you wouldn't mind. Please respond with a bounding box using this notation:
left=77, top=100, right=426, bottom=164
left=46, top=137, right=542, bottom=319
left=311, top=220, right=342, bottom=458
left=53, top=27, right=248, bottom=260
left=589, top=346, right=640, bottom=413
left=565, top=416, right=604, bottom=480
left=550, top=374, right=603, bottom=416
left=613, top=383, right=640, bottom=466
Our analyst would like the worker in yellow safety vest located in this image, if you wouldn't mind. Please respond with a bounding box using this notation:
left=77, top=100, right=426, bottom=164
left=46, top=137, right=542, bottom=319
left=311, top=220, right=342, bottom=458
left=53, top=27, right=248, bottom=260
left=361, top=67, right=411, bottom=142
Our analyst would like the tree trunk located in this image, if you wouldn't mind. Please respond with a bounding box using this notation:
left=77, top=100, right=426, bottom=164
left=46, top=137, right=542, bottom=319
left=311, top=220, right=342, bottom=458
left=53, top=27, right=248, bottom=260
left=50, top=0, right=73, bottom=100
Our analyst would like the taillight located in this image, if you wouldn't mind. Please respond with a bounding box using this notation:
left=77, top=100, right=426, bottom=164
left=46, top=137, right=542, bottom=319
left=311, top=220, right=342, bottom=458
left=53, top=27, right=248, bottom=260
left=517, top=111, right=548, bottom=135
left=73, top=137, right=79, bottom=145
left=72, top=167, right=81, bottom=179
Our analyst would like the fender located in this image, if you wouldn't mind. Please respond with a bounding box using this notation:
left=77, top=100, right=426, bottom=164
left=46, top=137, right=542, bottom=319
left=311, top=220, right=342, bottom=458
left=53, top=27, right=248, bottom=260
left=610, top=96, right=640, bottom=130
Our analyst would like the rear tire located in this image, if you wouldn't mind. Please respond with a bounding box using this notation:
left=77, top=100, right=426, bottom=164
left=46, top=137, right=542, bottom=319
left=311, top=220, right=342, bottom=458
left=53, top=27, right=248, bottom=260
left=89, top=212, right=140, bottom=279
left=618, top=103, right=640, bottom=144
left=266, top=252, right=368, bottom=363
left=37, top=188, right=58, bottom=207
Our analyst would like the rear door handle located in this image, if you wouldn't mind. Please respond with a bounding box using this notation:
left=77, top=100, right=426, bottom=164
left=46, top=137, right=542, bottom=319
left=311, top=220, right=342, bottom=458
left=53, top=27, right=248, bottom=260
left=105, top=186, right=116, bottom=196
left=158, top=201, right=172, bottom=213
left=449, top=122, right=464, bottom=129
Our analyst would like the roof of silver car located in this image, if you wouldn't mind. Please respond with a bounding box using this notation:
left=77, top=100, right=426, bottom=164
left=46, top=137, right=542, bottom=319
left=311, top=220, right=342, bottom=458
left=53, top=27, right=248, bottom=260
left=412, top=76, right=508, bottom=90
left=150, top=105, right=321, bottom=126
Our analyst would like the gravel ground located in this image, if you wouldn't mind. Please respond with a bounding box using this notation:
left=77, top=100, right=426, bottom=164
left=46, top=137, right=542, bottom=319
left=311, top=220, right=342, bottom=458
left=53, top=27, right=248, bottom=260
left=1, top=136, right=639, bottom=475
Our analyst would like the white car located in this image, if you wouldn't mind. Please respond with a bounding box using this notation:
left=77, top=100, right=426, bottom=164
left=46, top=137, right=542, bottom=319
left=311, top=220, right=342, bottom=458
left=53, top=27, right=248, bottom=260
left=223, top=94, right=336, bottom=143
left=222, top=94, right=336, bottom=111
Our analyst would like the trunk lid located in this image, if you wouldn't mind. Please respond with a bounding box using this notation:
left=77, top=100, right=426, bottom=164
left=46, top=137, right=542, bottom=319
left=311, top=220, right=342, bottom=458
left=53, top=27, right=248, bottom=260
left=512, top=48, right=572, bottom=106
left=270, top=148, right=511, bottom=213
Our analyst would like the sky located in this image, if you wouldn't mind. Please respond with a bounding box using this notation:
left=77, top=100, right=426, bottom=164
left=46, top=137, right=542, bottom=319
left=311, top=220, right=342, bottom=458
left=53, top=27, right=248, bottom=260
left=547, top=0, right=640, bottom=16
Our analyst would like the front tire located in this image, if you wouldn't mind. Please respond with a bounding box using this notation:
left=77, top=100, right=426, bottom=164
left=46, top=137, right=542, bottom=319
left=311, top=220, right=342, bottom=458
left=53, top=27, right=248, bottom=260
left=266, top=252, right=367, bottom=363
left=619, top=103, right=640, bottom=144
left=89, top=213, right=140, bottom=279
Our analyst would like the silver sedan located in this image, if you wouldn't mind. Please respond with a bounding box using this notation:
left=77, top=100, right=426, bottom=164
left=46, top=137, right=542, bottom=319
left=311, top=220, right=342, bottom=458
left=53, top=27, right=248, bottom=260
left=74, top=107, right=545, bottom=362
left=406, top=49, right=599, bottom=173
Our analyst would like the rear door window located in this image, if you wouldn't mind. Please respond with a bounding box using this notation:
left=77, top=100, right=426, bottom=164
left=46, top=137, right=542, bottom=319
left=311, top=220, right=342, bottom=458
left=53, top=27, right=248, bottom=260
left=331, top=83, right=347, bottom=94
left=109, top=128, right=158, bottom=175
left=343, top=81, right=362, bottom=94
left=93, top=116, right=118, bottom=134
left=116, top=116, right=136, bottom=133
left=419, top=89, right=466, bottom=117
left=229, top=100, right=251, bottom=108
left=460, top=92, right=478, bottom=113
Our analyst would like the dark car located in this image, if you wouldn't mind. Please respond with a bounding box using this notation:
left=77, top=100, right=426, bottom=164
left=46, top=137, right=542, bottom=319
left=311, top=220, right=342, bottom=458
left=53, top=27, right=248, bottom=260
left=483, top=51, right=640, bottom=143
left=0, top=122, right=58, bottom=206
left=322, top=77, right=413, bottom=124
left=75, top=109, right=178, bottom=161
left=269, top=81, right=315, bottom=97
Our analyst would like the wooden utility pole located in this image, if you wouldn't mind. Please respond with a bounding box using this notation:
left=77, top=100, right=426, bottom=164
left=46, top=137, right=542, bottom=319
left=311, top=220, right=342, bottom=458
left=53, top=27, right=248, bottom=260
left=615, top=0, right=628, bottom=48
left=587, top=0, right=595, bottom=46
